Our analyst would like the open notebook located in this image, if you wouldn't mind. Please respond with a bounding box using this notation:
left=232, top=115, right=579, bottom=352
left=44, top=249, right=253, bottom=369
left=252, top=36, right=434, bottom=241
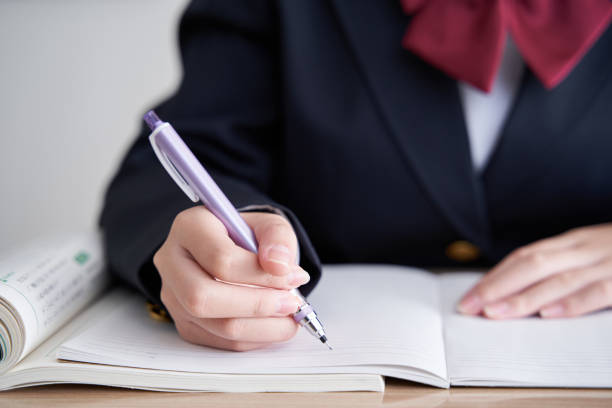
left=51, top=264, right=612, bottom=391
left=1, top=236, right=611, bottom=393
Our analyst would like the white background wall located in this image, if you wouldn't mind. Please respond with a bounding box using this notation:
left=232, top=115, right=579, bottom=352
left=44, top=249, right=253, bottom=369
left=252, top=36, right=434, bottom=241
left=0, top=0, right=190, bottom=249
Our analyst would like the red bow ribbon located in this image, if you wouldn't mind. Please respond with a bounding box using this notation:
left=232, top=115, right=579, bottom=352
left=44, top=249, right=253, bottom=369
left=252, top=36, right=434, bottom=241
left=401, top=0, right=612, bottom=92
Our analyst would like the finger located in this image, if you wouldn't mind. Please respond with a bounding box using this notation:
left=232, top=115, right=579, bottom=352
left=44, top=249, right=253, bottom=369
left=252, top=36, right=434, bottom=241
left=244, top=213, right=299, bottom=276
left=175, top=319, right=267, bottom=351
left=482, top=260, right=612, bottom=319
left=478, top=231, right=583, bottom=287
left=458, top=247, right=600, bottom=315
left=514, top=230, right=582, bottom=254
left=195, top=317, right=299, bottom=343
left=185, top=236, right=309, bottom=290
left=539, top=278, right=612, bottom=318
left=174, top=208, right=309, bottom=289
left=161, top=251, right=302, bottom=318
left=163, top=284, right=298, bottom=344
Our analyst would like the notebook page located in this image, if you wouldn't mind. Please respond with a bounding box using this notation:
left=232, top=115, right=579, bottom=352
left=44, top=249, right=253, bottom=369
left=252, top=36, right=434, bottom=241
left=3, top=288, right=386, bottom=392
left=59, top=265, right=449, bottom=387
left=440, top=273, right=612, bottom=387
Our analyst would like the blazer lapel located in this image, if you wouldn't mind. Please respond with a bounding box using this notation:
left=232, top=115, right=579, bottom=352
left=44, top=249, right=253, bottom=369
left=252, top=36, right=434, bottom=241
left=330, top=0, right=491, bottom=248
left=483, top=26, right=612, bottom=206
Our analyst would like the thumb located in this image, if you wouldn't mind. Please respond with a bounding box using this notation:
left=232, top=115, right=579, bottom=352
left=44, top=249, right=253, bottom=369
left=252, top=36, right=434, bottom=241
left=245, top=213, right=299, bottom=276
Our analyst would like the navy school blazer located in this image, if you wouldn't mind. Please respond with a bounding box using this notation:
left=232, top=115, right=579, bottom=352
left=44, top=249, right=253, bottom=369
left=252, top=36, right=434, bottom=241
left=100, top=0, right=612, bottom=302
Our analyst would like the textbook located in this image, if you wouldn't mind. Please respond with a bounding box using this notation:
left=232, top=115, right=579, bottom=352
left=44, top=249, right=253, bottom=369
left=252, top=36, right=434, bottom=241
left=0, top=233, right=109, bottom=374
left=1, top=235, right=612, bottom=392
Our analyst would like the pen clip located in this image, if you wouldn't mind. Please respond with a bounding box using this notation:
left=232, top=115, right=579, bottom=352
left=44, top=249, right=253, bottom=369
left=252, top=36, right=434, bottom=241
left=149, top=124, right=200, bottom=203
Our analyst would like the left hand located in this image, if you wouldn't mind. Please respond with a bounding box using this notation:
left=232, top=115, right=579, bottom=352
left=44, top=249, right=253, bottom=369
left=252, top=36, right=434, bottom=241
left=458, top=223, right=612, bottom=319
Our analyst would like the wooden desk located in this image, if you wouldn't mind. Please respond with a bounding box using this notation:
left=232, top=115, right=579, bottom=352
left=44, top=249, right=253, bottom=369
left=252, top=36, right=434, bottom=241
left=1, top=379, right=610, bottom=408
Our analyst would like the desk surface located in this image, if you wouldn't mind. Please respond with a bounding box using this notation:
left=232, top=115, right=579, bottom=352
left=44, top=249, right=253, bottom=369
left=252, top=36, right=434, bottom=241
left=0, top=379, right=610, bottom=407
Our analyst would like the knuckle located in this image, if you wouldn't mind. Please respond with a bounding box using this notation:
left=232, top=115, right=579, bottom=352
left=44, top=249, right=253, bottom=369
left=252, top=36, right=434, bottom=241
left=198, top=207, right=225, bottom=230
left=509, top=296, right=529, bottom=314
left=252, top=293, right=272, bottom=316
left=473, top=284, right=495, bottom=303
left=561, top=298, right=578, bottom=316
left=183, top=286, right=210, bottom=317
left=152, top=249, right=162, bottom=269
left=160, top=286, right=170, bottom=307
left=262, top=273, right=284, bottom=289
left=172, top=209, right=192, bottom=231
left=152, top=245, right=170, bottom=271
left=512, top=246, right=532, bottom=260
left=600, top=280, right=612, bottom=298
left=565, top=227, right=585, bottom=239
left=152, top=248, right=171, bottom=279
left=554, top=270, right=575, bottom=288
left=173, top=207, right=213, bottom=238
left=525, top=252, right=547, bottom=269
left=210, top=251, right=233, bottom=279
left=470, top=285, right=486, bottom=300
left=220, top=319, right=247, bottom=341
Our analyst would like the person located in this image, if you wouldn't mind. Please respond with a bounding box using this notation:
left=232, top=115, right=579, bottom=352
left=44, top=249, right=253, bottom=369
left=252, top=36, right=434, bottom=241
left=100, top=0, right=612, bottom=351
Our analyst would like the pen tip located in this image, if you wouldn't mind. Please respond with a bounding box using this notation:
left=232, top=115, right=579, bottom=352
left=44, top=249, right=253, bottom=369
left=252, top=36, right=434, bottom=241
left=320, top=335, right=333, bottom=350
left=320, top=335, right=327, bottom=343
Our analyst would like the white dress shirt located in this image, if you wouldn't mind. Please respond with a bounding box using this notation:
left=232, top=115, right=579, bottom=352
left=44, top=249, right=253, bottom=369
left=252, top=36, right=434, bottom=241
left=459, top=37, right=526, bottom=173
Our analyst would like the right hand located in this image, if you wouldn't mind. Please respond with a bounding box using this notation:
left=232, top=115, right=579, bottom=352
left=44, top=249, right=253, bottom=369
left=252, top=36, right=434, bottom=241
left=153, top=206, right=310, bottom=351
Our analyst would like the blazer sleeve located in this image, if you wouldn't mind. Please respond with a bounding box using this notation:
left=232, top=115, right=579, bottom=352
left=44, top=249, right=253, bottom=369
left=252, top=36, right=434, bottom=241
left=99, top=0, right=321, bottom=303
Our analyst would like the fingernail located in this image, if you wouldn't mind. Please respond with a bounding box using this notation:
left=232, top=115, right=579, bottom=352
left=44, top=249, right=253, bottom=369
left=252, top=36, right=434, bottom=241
left=457, top=294, right=482, bottom=314
left=288, top=267, right=310, bottom=287
left=277, top=294, right=299, bottom=315
left=264, top=245, right=291, bottom=267
left=484, top=302, right=510, bottom=318
left=540, top=304, right=565, bottom=318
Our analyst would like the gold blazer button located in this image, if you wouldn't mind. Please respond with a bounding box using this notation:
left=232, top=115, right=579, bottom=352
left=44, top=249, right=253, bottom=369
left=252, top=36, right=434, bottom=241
left=146, top=301, right=172, bottom=323
left=445, top=240, right=481, bottom=262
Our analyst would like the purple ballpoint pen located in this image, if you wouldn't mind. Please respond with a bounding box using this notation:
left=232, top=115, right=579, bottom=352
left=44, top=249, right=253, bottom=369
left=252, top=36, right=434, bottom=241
left=144, top=110, right=331, bottom=349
